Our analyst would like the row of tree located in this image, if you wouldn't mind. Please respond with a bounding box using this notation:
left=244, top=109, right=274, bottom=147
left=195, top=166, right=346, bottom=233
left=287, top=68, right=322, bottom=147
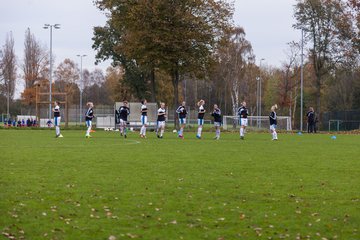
left=1, top=0, right=359, bottom=129
left=91, top=0, right=359, bottom=128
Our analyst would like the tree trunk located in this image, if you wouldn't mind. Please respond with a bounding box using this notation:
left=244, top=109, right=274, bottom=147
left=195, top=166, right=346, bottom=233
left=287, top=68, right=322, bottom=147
left=315, top=75, right=321, bottom=127
left=150, top=68, right=156, bottom=102
left=172, top=67, right=179, bottom=129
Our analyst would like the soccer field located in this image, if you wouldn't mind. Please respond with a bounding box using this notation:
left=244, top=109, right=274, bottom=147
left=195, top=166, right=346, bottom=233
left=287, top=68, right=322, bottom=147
left=0, top=130, right=359, bottom=239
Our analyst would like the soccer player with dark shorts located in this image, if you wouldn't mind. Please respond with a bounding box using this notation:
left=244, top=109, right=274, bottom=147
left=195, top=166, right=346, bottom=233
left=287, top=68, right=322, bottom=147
left=269, top=104, right=278, bottom=141
left=140, top=99, right=148, bottom=138
left=211, top=104, right=222, bottom=140
left=156, top=102, right=166, bottom=138
left=176, top=101, right=187, bottom=139
left=85, top=102, right=94, bottom=138
left=196, top=99, right=206, bottom=139
left=53, top=101, right=63, bottom=138
left=118, top=100, right=130, bottom=138
left=238, top=101, right=248, bottom=140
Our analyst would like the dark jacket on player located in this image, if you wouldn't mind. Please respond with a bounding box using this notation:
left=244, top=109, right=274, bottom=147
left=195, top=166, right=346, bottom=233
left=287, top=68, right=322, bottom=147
left=119, top=106, right=130, bottom=121
left=176, top=105, right=187, bottom=118
left=307, top=110, right=315, bottom=124
left=211, top=108, right=222, bottom=123
left=85, top=108, right=94, bottom=121
left=237, top=106, right=248, bottom=119
left=198, top=106, right=205, bottom=119
left=157, top=108, right=166, bottom=121
left=269, top=111, right=277, bottom=125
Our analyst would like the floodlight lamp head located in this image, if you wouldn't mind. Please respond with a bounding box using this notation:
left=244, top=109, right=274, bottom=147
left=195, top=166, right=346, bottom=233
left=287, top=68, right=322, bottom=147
left=43, top=24, right=50, bottom=29
left=54, top=24, right=61, bottom=29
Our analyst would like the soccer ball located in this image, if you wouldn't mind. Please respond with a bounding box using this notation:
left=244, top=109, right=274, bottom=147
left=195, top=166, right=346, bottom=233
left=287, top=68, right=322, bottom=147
left=172, top=129, right=177, bottom=133
left=104, top=128, right=109, bottom=131
left=130, top=127, right=134, bottom=132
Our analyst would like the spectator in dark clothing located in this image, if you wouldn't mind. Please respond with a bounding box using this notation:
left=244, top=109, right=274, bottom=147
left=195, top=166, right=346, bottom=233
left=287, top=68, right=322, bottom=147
left=26, top=118, right=31, bottom=127
left=17, top=120, right=21, bottom=127
left=307, top=107, right=316, bottom=133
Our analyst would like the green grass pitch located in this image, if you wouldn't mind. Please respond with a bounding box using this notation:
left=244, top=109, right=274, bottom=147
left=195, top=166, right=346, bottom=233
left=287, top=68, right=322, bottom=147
left=0, top=129, right=359, bottom=239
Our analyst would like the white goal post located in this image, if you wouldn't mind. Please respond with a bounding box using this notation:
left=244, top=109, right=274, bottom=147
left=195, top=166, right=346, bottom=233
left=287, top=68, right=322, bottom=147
left=222, top=116, right=292, bottom=131
left=96, top=102, right=158, bottom=129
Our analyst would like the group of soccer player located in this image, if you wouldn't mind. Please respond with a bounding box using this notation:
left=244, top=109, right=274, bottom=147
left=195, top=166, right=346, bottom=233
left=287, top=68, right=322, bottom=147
left=53, top=99, right=279, bottom=141
left=115, top=99, right=278, bottom=141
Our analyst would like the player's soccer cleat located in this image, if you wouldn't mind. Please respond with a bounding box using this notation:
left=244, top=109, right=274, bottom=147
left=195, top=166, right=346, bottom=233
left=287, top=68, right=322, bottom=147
left=58, top=134, right=63, bottom=138
left=214, top=136, right=219, bottom=140
left=86, top=135, right=92, bottom=138
left=124, top=134, right=127, bottom=138
left=120, top=132, right=123, bottom=136
left=240, top=136, right=244, bottom=140
left=178, top=135, right=184, bottom=139
left=157, top=134, right=160, bottom=138
left=196, top=135, right=201, bottom=139
left=160, top=136, right=163, bottom=139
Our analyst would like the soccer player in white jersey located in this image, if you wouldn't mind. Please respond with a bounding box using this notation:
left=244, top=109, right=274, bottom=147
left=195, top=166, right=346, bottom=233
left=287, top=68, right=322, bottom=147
left=269, top=104, right=278, bottom=140
left=196, top=99, right=206, bottom=139
left=156, top=102, right=166, bottom=138
left=238, top=101, right=249, bottom=140
left=140, top=99, right=148, bottom=138
left=211, top=104, right=222, bottom=140
left=85, top=102, right=94, bottom=138
left=53, top=101, right=63, bottom=138
left=176, top=101, right=187, bottom=139
left=118, top=100, right=130, bottom=138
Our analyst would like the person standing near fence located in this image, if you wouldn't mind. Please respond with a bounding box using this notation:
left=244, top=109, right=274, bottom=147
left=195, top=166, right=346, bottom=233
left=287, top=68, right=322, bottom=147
left=140, top=99, right=148, bottom=138
left=118, top=100, right=130, bottom=138
left=238, top=101, right=248, bottom=140
left=211, top=104, right=222, bottom=140
left=176, top=101, right=187, bottom=139
left=85, top=102, right=95, bottom=138
left=269, top=104, right=278, bottom=141
left=196, top=99, right=206, bottom=139
left=53, top=101, right=63, bottom=138
left=307, top=107, right=315, bottom=133
left=156, top=102, right=166, bottom=138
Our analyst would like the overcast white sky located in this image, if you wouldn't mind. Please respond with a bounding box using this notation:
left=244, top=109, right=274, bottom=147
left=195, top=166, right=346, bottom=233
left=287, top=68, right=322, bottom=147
left=0, top=0, right=300, bottom=96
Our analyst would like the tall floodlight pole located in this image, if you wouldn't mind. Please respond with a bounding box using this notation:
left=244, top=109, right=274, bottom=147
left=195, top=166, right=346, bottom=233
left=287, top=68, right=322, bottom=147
left=77, top=54, right=87, bottom=124
left=43, top=24, right=60, bottom=120
left=300, top=29, right=304, bottom=131
left=258, top=58, right=265, bottom=128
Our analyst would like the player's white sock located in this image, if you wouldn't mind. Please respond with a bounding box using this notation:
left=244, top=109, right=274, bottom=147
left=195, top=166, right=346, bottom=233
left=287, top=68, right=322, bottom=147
left=240, top=127, right=244, bottom=137
left=143, top=126, right=146, bottom=136
left=179, top=128, right=183, bottom=136
left=160, top=129, right=164, bottom=137
left=56, top=126, right=60, bottom=136
left=197, top=127, right=202, bottom=136
left=274, top=131, right=278, bottom=139
left=216, top=129, right=220, bottom=138
left=86, top=126, right=91, bottom=136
